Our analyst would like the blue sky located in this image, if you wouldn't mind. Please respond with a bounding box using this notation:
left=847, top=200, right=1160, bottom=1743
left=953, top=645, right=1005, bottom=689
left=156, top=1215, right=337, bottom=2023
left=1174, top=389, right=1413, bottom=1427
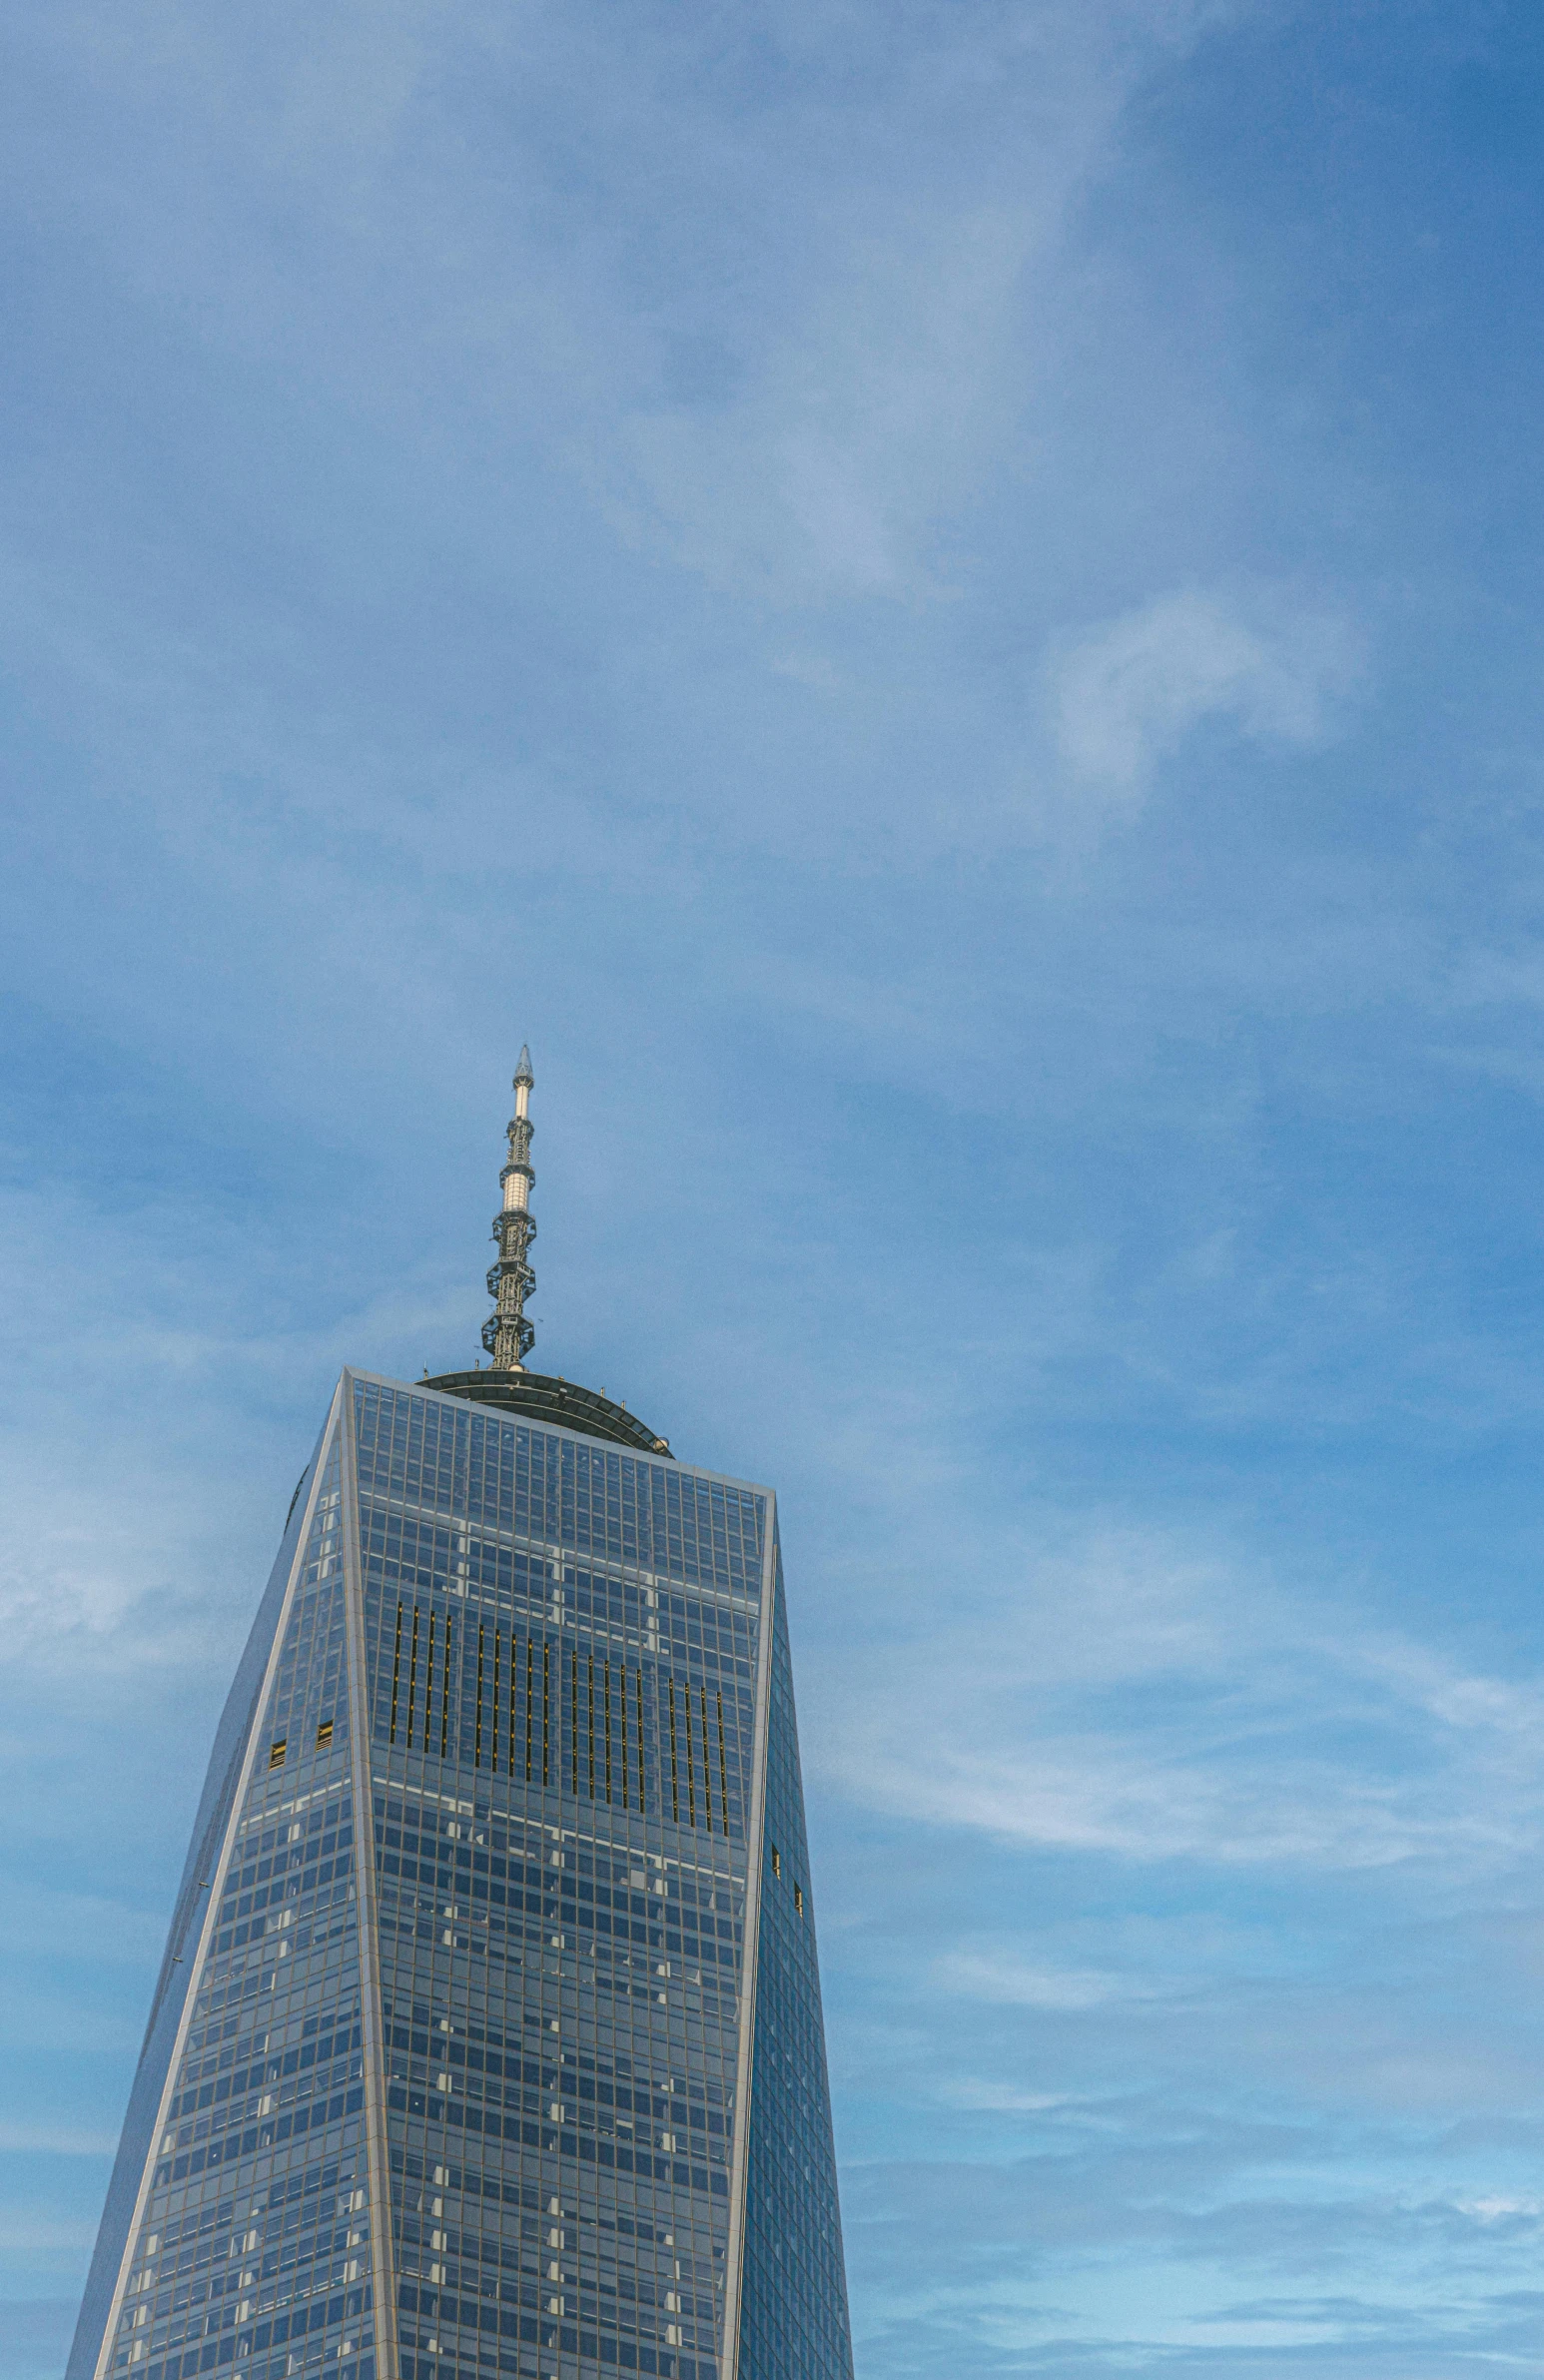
left=7, top=1, right=1544, bottom=2372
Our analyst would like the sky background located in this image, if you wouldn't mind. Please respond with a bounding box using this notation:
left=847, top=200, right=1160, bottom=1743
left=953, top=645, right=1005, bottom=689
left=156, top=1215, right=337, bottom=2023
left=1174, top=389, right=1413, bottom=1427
left=9, top=2, right=1544, bottom=2374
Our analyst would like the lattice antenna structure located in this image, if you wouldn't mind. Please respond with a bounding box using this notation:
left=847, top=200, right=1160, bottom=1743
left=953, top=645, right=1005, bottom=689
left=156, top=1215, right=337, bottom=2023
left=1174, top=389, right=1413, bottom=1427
left=482, top=1044, right=537, bottom=1371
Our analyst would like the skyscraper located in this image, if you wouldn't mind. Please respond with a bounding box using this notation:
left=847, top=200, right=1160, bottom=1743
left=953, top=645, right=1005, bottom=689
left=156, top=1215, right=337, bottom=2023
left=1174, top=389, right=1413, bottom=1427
left=68, top=1052, right=854, bottom=2380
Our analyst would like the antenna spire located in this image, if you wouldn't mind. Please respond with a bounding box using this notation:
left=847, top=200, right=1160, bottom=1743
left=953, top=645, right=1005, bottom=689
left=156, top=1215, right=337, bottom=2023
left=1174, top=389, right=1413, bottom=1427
left=482, top=1045, right=536, bottom=1371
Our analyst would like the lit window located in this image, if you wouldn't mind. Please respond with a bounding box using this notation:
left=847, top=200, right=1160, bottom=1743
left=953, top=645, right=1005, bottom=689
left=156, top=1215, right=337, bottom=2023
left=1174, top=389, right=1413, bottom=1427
left=771, top=1846, right=781, bottom=1878
left=316, top=1720, right=334, bottom=1749
left=795, top=1887, right=804, bottom=1917
left=269, top=1740, right=287, bottom=1769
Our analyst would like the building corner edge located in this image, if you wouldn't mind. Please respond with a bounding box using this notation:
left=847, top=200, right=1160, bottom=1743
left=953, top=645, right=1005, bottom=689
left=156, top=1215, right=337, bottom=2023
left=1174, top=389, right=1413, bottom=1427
left=716, top=1495, right=780, bottom=2380
left=340, top=1370, right=401, bottom=2380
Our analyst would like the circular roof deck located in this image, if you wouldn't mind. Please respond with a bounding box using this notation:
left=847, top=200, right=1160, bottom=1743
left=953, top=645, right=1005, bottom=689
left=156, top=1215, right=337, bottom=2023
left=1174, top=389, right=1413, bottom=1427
left=421, top=1367, right=672, bottom=1457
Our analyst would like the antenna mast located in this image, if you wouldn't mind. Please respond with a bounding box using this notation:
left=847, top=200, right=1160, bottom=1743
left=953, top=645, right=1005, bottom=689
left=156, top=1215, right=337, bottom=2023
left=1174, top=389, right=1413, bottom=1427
left=483, top=1045, right=536, bottom=1371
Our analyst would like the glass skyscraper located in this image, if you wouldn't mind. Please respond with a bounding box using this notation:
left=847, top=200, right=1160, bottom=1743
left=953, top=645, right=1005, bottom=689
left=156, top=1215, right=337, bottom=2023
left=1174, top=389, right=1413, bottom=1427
left=68, top=1053, right=854, bottom=2380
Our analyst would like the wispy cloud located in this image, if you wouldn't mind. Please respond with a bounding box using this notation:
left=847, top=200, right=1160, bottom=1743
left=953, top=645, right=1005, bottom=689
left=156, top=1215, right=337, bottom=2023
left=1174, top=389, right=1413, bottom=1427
left=936, top=1951, right=1144, bottom=2008
left=0, top=2123, right=118, bottom=2157
left=815, top=1528, right=1544, bottom=1872
left=595, top=11, right=1257, bottom=603
left=1048, top=586, right=1362, bottom=799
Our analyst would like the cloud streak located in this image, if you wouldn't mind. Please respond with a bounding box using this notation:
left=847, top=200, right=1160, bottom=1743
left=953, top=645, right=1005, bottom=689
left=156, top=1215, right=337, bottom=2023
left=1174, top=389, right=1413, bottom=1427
left=816, top=1528, right=1544, bottom=1872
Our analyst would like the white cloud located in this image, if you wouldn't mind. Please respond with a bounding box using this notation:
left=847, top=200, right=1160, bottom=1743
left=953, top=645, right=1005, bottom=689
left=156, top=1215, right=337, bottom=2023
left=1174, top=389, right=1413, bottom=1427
left=937, top=2079, right=1077, bottom=2112
left=811, top=1527, right=1544, bottom=1873
left=935, top=1950, right=1137, bottom=2008
left=0, top=2121, right=119, bottom=2156
left=1049, top=586, right=1361, bottom=797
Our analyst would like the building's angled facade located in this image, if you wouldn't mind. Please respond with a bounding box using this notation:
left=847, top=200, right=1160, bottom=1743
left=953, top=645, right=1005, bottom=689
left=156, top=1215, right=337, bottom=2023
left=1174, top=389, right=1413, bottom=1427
left=68, top=1052, right=854, bottom=2380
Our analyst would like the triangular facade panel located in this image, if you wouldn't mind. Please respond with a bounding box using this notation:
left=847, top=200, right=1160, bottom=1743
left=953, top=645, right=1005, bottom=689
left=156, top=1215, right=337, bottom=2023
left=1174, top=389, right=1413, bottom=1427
left=732, top=1544, right=854, bottom=2380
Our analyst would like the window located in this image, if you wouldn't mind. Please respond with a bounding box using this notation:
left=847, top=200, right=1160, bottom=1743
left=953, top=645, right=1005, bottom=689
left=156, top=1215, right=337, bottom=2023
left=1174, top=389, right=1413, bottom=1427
left=771, top=1846, right=781, bottom=1879
left=315, top=1720, right=334, bottom=1749
left=269, top=1740, right=287, bottom=1769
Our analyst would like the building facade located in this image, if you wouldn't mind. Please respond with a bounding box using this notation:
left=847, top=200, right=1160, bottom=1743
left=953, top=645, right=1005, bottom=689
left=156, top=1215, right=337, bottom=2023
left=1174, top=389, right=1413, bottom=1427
left=68, top=1059, right=854, bottom=2380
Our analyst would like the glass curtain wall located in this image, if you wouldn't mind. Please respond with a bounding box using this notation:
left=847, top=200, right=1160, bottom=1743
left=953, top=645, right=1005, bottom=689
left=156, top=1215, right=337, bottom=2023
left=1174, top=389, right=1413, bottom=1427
left=70, top=1373, right=854, bottom=2380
